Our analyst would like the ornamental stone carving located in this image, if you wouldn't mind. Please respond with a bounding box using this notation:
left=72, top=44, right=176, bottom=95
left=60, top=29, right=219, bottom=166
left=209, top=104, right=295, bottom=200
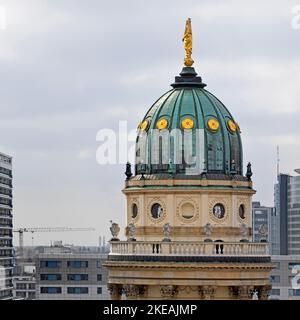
left=198, top=286, right=216, bottom=299
left=237, top=286, right=254, bottom=300
left=259, top=285, right=271, bottom=300
left=107, top=284, right=122, bottom=299
left=109, top=221, right=120, bottom=241
left=123, top=285, right=147, bottom=298
left=160, top=285, right=178, bottom=298
left=176, top=198, right=199, bottom=223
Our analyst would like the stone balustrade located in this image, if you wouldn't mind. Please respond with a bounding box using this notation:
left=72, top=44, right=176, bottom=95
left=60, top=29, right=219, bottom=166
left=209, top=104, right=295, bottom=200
left=109, top=241, right=269, bottom=256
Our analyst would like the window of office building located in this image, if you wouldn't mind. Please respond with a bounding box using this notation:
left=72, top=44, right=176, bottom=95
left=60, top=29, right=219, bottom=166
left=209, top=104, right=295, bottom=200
left=40, top=287, right=62, bottom=294
left=16, top=283, right=27, bottom=290
left=28, top=284, right=35, bottom=290
left=16, top=292, right=26, bottom=298
left=288, top=263, right=300, bottom=270
left=67, top=274, right=88, bottom=281
left=40, top=261, right=61, bottom=268
left=289, top=289, right=300, bottom=297
left=40, top=274, right=62, bottom=281
left=96, top=260, right=102, bottom=268
left=270, top=289, right=280, bottom=296
left=67, top=261, right=88, bottom=268
left=270, top=275, right=280, bottom=283
left=97, top=287, right=102, bottom=294
left=67, top=287, right=89, bottom=294
left=97, top=274, right=102, bottom=282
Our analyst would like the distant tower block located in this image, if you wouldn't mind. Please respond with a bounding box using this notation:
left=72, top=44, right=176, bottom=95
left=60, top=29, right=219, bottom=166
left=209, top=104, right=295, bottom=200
left=104, top=20, right=272, bottom=300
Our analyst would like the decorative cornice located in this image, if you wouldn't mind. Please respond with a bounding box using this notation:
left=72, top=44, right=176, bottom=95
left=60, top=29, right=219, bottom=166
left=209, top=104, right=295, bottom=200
left=103, top=260, right=273, bottom=271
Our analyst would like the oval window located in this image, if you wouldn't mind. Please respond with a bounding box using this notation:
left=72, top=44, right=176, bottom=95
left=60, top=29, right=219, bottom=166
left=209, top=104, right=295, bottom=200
left=181, top=203, right=195, bottom=219
left=239, top=204, right=245, bottom=219
left=213, top=203, right=225, bottom=219
left=132, top=203, right=138, bottom=219
left=151, top=203, right=163, bottom=219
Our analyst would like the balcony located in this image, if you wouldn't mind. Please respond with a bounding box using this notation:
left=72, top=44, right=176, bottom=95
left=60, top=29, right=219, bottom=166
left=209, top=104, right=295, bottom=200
left=109, top=241, right=270, bottom=260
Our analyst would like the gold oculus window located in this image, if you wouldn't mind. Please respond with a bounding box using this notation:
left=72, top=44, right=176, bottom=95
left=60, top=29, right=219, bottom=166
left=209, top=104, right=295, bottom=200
left=156, top=118, right=168, bottom=130
left=140, top=119, right=149, bottom=131
left=207, top=118, right=220, bottom=132
left=227, top=119, right=237, bottom=133
left=181, top=118, right=194, bottom=129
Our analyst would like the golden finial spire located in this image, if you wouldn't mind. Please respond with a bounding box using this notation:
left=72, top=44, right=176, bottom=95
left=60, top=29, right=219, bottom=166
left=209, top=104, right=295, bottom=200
left=182, top=18, right=194, bottom=67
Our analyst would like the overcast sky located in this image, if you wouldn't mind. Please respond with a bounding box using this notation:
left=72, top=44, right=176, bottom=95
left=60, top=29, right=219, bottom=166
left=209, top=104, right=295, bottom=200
left=0, top=0, right=299, bottom=246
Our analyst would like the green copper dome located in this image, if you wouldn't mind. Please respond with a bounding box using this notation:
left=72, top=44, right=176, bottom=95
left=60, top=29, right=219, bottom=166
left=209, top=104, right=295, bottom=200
left=135, top=67, right=243, bottom=177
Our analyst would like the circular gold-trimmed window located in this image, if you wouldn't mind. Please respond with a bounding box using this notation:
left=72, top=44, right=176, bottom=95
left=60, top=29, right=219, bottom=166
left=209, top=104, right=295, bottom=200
left=132, top=203, right=138, bottom=219
left=207, top=118, right=220, bottom=132
left=156, top=118, right=168, bottom=130
left=227, top=119, right=237, bottom=133
left=181, top=118, right=194, bottom=129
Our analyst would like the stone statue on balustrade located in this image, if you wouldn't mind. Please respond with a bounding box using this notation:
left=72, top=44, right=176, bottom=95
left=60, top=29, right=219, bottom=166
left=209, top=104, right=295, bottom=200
left=162, top=223, right=171, bottom=242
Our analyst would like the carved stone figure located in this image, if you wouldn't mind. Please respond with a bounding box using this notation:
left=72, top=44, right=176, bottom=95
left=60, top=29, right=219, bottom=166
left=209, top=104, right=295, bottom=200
left=128, top=222, right=136, bottom=241
left=204, top=223, right=212, bottom=237
left=246, top=162, right=253, bottom=180
left=125, top=162, right=132, bottom=180
left=240, top=223, right=247, bottom=237
left=162, top=223, right=171, bottom=241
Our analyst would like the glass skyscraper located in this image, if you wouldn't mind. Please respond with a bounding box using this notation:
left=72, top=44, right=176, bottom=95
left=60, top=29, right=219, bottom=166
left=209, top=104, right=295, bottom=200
left=273, top=170, right=300, bottom=255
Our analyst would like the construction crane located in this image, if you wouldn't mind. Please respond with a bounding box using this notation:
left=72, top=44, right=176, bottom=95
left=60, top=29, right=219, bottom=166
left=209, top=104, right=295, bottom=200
left=13, top=227, right=95, bottom=256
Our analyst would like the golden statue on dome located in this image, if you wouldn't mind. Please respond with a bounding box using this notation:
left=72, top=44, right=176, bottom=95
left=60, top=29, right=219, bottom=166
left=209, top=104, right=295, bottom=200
left=182, top=18, right=194, bottom=67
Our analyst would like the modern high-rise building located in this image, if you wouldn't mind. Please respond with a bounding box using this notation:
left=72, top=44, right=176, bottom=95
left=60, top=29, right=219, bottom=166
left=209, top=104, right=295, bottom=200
left=104, top=20, right=272, bottom=300
left=35, top=245, right=109, bottom=300
left=252, top=201, right=274, bottom=243
left=269, top=255, right=300, bottom=300
left=274, top=170, right=300, bottom=255
left=0, top=152, right=13, bottom=300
